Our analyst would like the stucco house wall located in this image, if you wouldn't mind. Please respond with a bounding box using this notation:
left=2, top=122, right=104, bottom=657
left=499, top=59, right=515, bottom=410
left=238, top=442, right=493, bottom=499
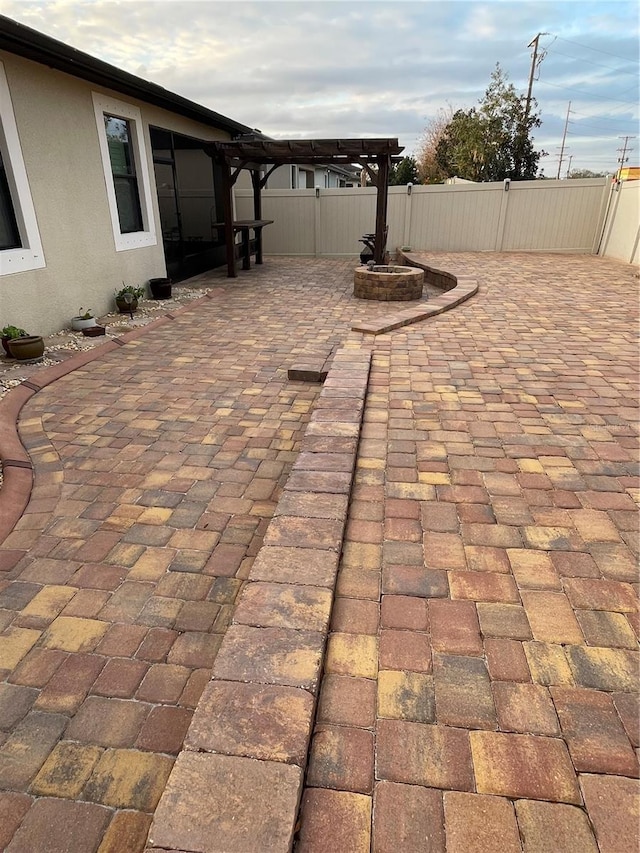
left=0, top=50, right=233, bottom=335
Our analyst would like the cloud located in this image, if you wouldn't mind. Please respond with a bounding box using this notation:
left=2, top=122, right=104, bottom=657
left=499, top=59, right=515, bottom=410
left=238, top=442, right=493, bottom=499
left=2, top=0, right=638, bottom=171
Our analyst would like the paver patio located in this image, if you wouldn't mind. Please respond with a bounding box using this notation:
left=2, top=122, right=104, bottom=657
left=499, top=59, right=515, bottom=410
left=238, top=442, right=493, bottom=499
left=0, top=253, right=638, bottom=852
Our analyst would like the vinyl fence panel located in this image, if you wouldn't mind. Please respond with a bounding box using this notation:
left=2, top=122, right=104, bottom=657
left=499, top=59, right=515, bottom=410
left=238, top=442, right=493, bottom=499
left=599, top=180, right=640, bottom=265
left=234, top=177, right=625, bottom=259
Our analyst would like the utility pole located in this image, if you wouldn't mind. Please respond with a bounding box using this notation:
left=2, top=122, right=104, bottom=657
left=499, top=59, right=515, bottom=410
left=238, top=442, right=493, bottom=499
left=525, top=32, right=548, bottom=121
left=557, top=101, right=571, bottom=180
left=616, top=136, right=635, bottom=179
left=565, top=155, right=573, bottom=179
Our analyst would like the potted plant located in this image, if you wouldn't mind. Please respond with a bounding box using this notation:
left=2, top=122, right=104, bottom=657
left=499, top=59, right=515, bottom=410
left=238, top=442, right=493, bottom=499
left=71, top=308, right=97, bottom=331
left=1, top=325, right=27, bottom=357
left=149, top=277, right=172, bottom=300
left=7, top=333, right=45, bottom=361
left=115, top=284, right=145, bottom=314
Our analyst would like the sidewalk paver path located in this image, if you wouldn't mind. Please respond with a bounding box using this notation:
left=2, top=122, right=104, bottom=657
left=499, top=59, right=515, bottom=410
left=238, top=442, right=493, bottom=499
left=0, top=253, right=637, bottom=852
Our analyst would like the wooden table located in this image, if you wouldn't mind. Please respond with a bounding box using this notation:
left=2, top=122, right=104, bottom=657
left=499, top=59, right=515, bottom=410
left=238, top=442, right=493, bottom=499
left=212, top=219, right=273, bottom=271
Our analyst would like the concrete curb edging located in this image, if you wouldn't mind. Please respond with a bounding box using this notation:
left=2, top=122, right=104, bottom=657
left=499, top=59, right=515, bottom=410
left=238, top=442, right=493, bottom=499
left=147, top=345, right=373, bottom=853
left=351, top=251, right=478, bottom=335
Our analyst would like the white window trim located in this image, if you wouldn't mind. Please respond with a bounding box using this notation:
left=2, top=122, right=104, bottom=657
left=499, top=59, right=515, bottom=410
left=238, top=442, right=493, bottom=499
left=92, top=92, right=156, bottom=251
left=0, top=61, right=45, bottom=275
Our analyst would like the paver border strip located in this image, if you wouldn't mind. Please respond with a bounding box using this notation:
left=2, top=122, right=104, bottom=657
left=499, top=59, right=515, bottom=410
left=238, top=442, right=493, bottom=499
left=147, top=344, right=373, bottom=853
left=351, top=251, right=478, bottom=335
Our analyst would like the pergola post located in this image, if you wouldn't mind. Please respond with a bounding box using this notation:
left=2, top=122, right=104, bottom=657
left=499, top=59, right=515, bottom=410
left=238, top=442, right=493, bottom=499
left=221, top=160, right=236, bottom=278
left=374, top=154, right=390, bottom=264
left=251, top=170, right=262, bottom=220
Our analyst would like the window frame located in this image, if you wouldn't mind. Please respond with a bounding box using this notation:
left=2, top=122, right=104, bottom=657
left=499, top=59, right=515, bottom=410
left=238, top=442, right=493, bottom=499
left=0, top=61, right=46, bottom=275
left=92, top=93, right=156, bottom=251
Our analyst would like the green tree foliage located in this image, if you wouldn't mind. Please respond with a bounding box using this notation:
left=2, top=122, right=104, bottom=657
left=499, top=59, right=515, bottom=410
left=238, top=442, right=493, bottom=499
left=389, top=156, right=420, bottom=185
left=568, top=169, right=608, bottom=179
left=434, top=64, right=544, bottom=182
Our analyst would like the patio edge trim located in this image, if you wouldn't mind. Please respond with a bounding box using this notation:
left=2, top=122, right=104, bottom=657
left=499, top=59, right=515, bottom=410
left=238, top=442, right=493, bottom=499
left=147, top=344, right=373, bottom=853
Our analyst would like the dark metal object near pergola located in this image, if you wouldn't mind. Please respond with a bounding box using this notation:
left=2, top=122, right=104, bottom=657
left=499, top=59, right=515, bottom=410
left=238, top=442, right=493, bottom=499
left=206, top=137, right=404, bottom=277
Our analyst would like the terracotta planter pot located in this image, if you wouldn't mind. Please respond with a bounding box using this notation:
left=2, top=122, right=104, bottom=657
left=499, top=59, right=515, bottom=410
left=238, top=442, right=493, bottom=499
left=82, top=325, right=106, bottom=337
left=8, top=335, right=45, bottom=361
left=1, top=336, right=14, bottom=356
left=149, top=277, right=172, bottom=300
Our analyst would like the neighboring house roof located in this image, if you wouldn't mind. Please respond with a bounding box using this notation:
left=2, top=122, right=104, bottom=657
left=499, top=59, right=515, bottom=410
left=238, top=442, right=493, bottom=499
left=0, top=14, right=254, bottom=137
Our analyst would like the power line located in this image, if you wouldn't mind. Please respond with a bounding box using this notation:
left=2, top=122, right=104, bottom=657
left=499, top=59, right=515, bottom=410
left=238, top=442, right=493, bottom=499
left=537, top=79, right=638, bottom=106
left=544, top=33, right=639, bottom=63
left=543, top=46, right=639, bottom=77
left=571, top=109, right=638, bottom=125
left=553, top=131, right=613, bottom=142
left=616, top=81, right=640, bottom=96
left=569, top=122, right=635, bottom=135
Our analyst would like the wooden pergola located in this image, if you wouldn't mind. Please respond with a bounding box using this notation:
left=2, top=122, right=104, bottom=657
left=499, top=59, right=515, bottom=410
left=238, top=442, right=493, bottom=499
left=206, top=137, right=404, bottom=277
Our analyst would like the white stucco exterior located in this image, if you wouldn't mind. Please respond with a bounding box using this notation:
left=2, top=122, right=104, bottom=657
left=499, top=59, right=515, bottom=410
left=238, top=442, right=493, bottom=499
left=0, top=51, right=232, bottom=335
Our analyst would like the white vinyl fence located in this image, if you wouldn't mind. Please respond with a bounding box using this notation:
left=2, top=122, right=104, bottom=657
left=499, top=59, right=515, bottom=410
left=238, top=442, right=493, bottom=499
left=598, top=179, right=640, bottom=265
left=234, top=177, right=631, bottom=259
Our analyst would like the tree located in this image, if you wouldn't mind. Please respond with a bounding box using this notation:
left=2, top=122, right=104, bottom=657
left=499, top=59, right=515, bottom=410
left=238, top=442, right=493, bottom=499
left=416, top=106, right=454, bottom=184
left=433, top=64, right=545, bottom=182
left=389, top=156, right=420, bottom=185
left=569, top=169, right=608, bottom=179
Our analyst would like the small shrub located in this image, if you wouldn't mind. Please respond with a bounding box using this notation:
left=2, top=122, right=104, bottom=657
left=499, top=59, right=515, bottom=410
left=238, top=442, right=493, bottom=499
left=115, top=283, right=145, bottom=300
left=1, top=325, right=27, bottom=339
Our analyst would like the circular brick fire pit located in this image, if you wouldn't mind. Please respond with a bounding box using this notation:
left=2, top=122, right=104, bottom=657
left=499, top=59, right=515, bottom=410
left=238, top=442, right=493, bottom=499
left=354, top=265, right=424, bottom=301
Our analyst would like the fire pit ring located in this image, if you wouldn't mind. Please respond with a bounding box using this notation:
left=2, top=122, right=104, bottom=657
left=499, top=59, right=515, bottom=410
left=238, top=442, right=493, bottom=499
left=354, top=264, right=424, bottom=301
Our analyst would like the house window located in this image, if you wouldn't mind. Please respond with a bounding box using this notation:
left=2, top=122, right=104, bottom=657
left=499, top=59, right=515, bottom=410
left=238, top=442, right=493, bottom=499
left=92, top=93, right=156, bottom=251
left=104, top=115, right=143, bottom=233
left=0, top=61, right=45, bottom=275
left=0, top=150, right=20, bottom=250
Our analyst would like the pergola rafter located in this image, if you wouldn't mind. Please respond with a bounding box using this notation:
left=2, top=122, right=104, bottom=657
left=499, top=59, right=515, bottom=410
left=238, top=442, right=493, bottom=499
left=206, top=136, right=404, bottom=276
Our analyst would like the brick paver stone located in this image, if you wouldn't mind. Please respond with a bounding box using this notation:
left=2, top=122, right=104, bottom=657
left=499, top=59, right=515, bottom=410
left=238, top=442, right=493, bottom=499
left=372, top=781, right=444, bottom=853
left=470, top=731, right=581, bottom=803
left=4, top=798, right=111, bottom=853
left=296, top=788, right=371, bottom=853
left=148, top=752, right=302, bottom=853
left=515, top=800, right=599, bottom=853
left=444, top=791, right=522, bottom=853
left=551, top=686, right=637, bottom=776
left=186, top=680, right=314, bottom=764
left=580, top=774, right=640, bottom=853
left=377, top=719, right=474, bottom=791
left=307, top=725, right=374, bottom=793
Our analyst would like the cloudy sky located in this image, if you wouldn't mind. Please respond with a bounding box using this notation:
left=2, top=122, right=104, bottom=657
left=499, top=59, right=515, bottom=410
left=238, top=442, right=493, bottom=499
left=3, top=0, right=639, bottom=176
